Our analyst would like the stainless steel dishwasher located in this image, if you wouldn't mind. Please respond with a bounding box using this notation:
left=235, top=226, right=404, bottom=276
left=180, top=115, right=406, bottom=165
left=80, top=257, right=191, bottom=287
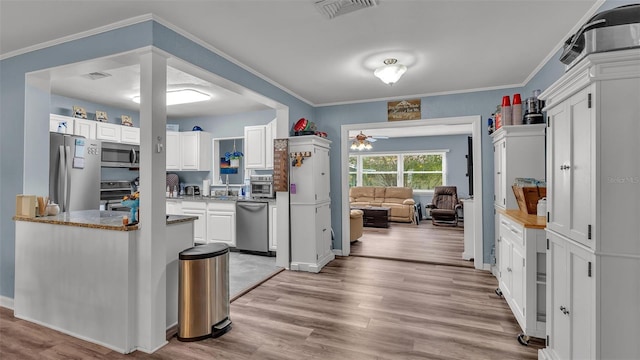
left=235, top=200, right=270, bottom=254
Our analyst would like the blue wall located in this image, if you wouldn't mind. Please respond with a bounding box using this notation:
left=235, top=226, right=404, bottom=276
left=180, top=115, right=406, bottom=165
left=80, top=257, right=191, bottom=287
left=0, top=21, right=313, bottom=299
left=2, top=0, right=630, bottom=299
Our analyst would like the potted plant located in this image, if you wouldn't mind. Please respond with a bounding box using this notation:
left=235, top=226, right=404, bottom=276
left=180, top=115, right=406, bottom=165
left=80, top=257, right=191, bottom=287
left=224, top=140, right=243, bottom=168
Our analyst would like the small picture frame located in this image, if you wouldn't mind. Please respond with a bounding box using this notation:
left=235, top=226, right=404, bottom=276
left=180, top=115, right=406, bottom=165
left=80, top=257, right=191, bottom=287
left=73, top=106, right=87, bottom=119
left=95, top=110, right=108, bottom=122
left=121, top=115, right=133, bottom=127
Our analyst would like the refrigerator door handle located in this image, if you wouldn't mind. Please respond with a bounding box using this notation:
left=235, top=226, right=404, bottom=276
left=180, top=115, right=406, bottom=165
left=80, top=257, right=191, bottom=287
left=64, top=145, right=72, bottom=213
left=57, top=145, right=66, bottom=212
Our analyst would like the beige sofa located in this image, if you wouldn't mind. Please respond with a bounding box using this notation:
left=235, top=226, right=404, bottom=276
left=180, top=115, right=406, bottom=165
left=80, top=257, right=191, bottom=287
left=349, top=186, right=415, bottom=223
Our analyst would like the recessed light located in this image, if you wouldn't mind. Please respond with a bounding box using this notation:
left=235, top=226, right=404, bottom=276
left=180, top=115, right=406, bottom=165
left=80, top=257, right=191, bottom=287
left=132, top=89, right=211, bottom=106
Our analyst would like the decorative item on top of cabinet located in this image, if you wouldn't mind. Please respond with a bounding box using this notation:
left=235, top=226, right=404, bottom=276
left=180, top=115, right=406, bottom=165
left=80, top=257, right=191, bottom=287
left=538, top=49, right=640, bottom=360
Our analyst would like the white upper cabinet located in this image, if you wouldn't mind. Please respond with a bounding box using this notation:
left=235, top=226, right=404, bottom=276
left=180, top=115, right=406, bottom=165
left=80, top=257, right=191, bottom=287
left=180, top=131, right=212, bottom=171
left=244, top=118, right=277, bottom=170
left=95, top=122, right=122, bottom=142
left=244, top=125, right=266, bottom=169
left=491, top=124, right=546, bottom=210
left=73, top=118, right=96, bottom=139
left=166, top=131, right=181, bottom=170
left=120, top=126, right=140, bottom=145
left=49, top=114, right=74, bottom=134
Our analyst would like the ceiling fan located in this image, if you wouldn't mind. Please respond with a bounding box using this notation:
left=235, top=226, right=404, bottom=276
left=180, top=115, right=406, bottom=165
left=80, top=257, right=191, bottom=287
left=350, top=131, right=388, bottom=143
left=349, top=131, right=388, bottom=150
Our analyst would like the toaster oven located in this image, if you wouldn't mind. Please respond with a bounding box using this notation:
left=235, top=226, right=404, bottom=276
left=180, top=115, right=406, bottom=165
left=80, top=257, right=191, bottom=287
left=250, top=175, right=274, bottom=198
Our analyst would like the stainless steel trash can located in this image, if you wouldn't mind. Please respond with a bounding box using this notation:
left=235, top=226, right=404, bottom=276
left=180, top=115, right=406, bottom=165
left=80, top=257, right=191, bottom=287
left=177, top=243, right=232, bottom=341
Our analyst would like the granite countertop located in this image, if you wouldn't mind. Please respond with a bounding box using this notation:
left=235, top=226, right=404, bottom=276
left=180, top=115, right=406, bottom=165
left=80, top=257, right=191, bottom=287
left=13, top=210, right=197, bottom=231
left=167, top=195, right=274, bottom=203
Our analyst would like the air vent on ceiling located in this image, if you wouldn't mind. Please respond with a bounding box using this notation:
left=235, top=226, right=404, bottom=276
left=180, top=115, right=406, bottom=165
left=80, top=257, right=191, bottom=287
left=82, top=71, right=112, bottom=80
left=314, top=0, right=378, bottom=19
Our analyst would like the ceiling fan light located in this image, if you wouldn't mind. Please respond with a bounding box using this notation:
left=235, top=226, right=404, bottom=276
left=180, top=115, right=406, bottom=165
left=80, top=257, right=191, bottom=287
left=132, top=89, right=211, bottom=106
left=364, top=141, right=373, bottom=150
left=374, top=58, right=407, bottom=85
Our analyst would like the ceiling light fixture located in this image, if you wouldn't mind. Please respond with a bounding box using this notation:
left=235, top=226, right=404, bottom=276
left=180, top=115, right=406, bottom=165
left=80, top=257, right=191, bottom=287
left=132, top=89, right=211, bottom=106
left=350, top=139, right=373, bottom=151
left=374, top=58, right=407, bottom=85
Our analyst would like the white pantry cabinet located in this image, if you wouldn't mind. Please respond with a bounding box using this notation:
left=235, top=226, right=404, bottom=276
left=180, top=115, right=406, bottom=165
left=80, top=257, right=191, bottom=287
left=538, top=50, right=640, bottom=360
left=289, top=135, right=334, bottom=273
left=269, top=203, right=277, bottom=251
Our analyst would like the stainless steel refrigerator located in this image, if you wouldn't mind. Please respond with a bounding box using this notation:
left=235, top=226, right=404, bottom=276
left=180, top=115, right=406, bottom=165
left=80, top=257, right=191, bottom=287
left=49, top=132, right=101, bottom=212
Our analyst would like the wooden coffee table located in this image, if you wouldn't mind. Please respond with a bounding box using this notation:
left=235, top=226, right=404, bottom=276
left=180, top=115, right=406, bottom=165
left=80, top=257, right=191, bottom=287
left=351, top=206, right=390, bottom=228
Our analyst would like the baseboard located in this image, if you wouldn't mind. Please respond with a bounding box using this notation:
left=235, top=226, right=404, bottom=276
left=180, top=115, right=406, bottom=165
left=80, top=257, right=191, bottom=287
left=461, top=251, right=473, bottom=260
left=0, top=296, right=14, bottom=310
left=483, top=263, right=492, bottom=271
left=332, top=249, right=343, bottom=256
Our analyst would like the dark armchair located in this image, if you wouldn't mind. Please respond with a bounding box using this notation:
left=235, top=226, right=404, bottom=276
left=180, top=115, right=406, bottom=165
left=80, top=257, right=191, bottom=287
left=427, top=186, right=462, bottom=226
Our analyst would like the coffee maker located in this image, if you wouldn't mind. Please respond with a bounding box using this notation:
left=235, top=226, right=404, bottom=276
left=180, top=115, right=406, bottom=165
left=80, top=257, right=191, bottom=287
left=523, top=91, right=545, bottom=124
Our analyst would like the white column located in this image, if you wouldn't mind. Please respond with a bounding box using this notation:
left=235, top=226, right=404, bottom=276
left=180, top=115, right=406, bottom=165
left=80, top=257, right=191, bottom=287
left=137, top=49, right=168, bottom=352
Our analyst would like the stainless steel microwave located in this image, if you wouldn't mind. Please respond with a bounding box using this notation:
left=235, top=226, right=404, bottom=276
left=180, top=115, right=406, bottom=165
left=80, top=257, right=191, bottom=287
left=250, top=175, right=274, bottom=198
left=101, top=141, right=140, bottom=168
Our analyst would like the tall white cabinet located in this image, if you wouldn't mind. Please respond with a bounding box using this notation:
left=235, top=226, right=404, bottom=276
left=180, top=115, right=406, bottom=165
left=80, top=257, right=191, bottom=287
left=289, top=135, right=334, bottom=273
left=538, top=50, right=640, bottom=360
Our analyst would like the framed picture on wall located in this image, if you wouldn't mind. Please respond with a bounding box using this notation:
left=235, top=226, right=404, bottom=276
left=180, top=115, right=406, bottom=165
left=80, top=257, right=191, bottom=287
left=73, top=106, right=87, bottom=119
left=95, top=110, right=108, bottom=122
left=121, top=115, right=133, bottom=127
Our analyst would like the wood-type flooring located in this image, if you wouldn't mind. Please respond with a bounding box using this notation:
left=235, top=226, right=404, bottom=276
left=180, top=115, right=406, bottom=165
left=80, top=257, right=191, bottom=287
left=350, top=219, right=473, bottom=268
left=0, top=256, right=541, bottom=359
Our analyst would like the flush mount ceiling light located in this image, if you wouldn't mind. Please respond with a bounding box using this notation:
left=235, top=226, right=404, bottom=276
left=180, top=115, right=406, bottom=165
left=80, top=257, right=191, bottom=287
left=132, top=89, right=211, bottom=106
left=374, top=58, right=408, bottom=85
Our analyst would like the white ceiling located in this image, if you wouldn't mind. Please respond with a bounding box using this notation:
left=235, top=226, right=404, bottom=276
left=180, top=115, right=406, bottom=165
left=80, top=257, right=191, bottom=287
left=1, top=0, right=602, bottom=128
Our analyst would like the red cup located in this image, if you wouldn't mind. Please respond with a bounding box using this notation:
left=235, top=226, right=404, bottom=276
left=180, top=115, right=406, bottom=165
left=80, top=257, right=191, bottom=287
left=502, top=95, right=511, bottom=107
left=513, top=93, right=522, bottom=105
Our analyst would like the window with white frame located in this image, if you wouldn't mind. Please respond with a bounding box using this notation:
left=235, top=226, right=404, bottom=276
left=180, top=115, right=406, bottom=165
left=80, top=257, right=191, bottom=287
left=349, top=151, right=447, bottom=191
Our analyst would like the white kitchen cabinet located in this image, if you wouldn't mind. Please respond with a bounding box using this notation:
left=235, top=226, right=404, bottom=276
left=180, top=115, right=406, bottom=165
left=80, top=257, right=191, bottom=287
left=180, top=131, right=212, bottom=171
left=265, top=118, right=276, bottom=169
left=496, top=211, right=546, bottom=343
left=49, top=114, right=74, bottom=134
left=289, top=136, right=331, bottom=204
left=120, top=126, right=140, bottom=145
left=181, top=201, right=206, bottom=245
left=96, top=122, right=122, bottom=142
left=538, top=50, right=640, bottom=360
left=244, top=125, right=266, bottom=169
left=166, top=199, right=182, bottom=215
left=73, top=118, right=96, bottom=139
left=545, top=86, right=593, bottom=248
left=546, top=231, right=594, bottom=360
left=269, top=203, right=277, bottom=251
left=166, top=132, right=180, bottom=170
left=206, top=202, right=236, bottom=247
left=244, top=119, right=277, bottom=170
left=289, top=135, right=334, bottom=273
left=491, top=124, right=546, bottom=210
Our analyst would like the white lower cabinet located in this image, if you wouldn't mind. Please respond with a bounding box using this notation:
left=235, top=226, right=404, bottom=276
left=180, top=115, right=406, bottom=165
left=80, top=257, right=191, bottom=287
left=497, top=211, right=546, bottom=342
left=206, top=202, right=235, bottom=247
left=166, top=199, right=182, bottom=215
left=181, top=201, right=206, bottom=245
left=544, top=232, right=594, bottom=360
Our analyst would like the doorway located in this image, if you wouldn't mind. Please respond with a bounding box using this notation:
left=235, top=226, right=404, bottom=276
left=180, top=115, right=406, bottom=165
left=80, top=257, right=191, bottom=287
left=340, top=116, right=484, bottom=269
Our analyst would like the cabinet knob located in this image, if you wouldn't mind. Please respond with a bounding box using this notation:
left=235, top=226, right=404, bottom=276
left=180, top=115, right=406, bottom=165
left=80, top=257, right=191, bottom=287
left=507, top=267, right=512, bottom=272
